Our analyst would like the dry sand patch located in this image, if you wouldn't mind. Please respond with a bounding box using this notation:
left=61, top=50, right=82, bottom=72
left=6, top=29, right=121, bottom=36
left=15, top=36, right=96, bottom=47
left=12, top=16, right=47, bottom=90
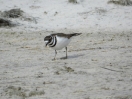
left=0, top=29, right=132, bottom=99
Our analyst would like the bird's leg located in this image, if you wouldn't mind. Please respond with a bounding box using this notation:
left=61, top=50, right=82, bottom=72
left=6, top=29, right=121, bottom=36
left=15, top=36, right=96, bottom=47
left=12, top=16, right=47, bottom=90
left=65, top=47, right=67, bottom=58
left=61, top=47, right=68, bottom=59
left=53, top=50, right=57, bottom=60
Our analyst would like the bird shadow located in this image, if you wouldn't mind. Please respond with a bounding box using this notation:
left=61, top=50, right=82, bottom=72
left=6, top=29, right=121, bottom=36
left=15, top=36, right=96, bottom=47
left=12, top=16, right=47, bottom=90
left=60, top=54, right=84, bottom=59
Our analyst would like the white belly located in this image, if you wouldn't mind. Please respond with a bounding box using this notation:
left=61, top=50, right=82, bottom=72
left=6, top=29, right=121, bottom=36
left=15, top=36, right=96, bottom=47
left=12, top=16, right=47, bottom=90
left=51, top=36, right=71, bottom=50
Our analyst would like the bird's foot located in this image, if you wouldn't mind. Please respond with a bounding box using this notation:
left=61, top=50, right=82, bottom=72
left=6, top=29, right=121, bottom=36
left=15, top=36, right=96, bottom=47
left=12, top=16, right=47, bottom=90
left=60, top=56, right=68, bottom=60
left=52, top=58, right=56, bottom=61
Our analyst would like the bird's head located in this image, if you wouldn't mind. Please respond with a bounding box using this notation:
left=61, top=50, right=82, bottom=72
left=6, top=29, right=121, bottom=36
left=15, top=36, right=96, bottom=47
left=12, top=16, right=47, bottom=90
left=44, top=36, right=52, bottom=47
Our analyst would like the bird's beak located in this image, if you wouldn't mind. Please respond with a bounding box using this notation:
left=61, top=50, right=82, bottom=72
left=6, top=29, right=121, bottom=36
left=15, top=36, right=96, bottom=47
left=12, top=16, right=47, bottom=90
left=45, top=41, right=49, bottom=47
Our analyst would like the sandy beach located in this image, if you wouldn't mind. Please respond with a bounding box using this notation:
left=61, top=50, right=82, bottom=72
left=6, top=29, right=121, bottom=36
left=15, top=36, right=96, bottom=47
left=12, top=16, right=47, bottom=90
left=0, top=0, right=132, bottom=99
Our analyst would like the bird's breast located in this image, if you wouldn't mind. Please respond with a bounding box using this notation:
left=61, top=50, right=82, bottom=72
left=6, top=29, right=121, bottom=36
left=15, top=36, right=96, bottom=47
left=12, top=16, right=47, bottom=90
left=52, top=36, right=71, bottom=50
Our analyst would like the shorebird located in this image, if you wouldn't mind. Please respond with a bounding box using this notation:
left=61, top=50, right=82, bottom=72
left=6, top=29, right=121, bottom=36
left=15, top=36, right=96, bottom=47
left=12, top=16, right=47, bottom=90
left=44, top=33, right=81, bottom=60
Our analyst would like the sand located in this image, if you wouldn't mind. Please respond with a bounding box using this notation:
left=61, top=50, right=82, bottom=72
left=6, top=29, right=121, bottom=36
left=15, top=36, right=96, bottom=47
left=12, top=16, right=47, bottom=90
left=0, top=29, right=132, bottom=99
left=0, top=0, right=132, bottom=99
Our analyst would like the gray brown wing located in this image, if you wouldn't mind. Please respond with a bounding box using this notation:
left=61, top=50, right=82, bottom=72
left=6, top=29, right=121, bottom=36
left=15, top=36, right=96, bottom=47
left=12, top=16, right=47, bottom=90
left=51, top=33, right=81, bottom=39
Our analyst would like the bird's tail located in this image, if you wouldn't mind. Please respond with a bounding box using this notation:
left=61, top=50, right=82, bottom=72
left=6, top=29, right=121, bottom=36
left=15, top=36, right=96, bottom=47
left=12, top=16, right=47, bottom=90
left=71, top=33, right=82, bottom=37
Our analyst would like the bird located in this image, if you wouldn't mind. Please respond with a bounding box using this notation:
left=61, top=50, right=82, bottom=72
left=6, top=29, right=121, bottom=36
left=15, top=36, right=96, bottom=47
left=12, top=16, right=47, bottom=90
left=44, top=33, right=81, bottom=60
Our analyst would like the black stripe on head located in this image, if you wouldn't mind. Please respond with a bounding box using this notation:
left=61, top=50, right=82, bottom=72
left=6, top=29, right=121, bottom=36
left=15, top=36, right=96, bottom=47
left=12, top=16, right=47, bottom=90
left=49, top=36, right=54, bottom=45
left=50, top=36, right=57, bottom=47
left=44, top=36, right=52, bottom=41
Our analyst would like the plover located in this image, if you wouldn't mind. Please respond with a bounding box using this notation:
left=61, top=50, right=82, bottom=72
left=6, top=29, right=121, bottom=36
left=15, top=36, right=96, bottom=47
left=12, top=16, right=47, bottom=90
left=44, top=33, right=81, bottom=60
